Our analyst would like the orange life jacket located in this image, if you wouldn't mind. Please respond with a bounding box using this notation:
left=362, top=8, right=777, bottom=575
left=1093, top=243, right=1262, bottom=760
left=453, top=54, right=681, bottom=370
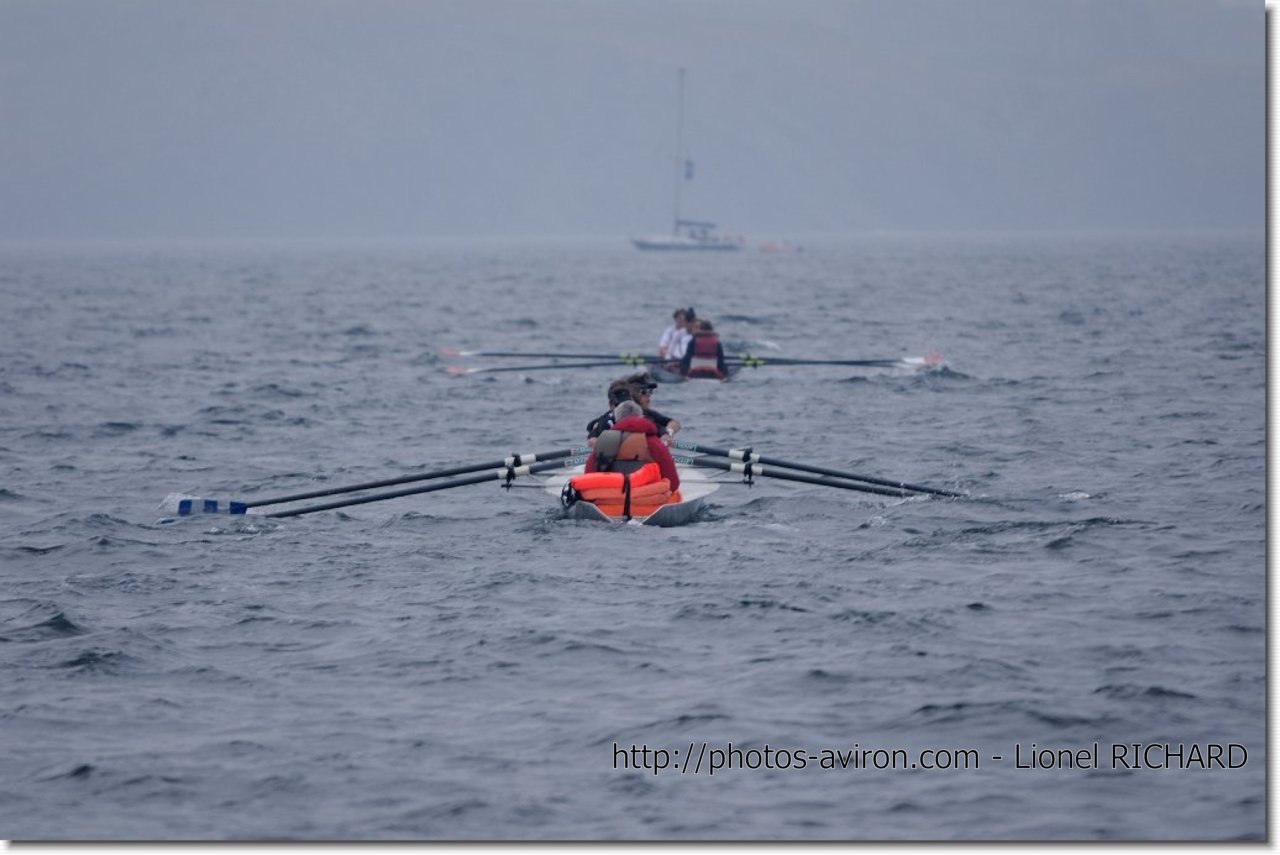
left=588, top=489, right=684, bottom=518
left=570, top=463, right=661, bottom=493
left=569, top=461, right=674, bottom=515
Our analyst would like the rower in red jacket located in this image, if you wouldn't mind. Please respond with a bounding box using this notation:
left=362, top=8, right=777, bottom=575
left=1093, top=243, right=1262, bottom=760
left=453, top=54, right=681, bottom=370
left=681, top=319, right=729, bottom=380
left=584, top=401, right=680, bottom=490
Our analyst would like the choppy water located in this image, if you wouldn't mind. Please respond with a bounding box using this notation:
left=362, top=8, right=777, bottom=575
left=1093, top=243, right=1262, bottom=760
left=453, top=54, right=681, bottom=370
left=0, top=233, right=1264, bottom=840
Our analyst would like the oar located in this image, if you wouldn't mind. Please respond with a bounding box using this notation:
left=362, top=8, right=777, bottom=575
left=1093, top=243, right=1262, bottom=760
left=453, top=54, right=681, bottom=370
left=165, top=445, right=589, bottom=515
left=672, top=441, right=964, bottom=498
left=683, top=456, right=914, bottom=498
left=446, top=360, right=654, bottom=376
left=727, top=354, right=941, bottom=369
left=442, top=348, right=662, bottom=364
left=264, top=459, right=576, bottom=518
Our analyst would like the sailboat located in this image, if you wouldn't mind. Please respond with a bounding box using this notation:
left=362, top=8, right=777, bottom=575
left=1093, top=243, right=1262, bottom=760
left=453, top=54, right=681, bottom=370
left=632, top=69, right=742, bottom=251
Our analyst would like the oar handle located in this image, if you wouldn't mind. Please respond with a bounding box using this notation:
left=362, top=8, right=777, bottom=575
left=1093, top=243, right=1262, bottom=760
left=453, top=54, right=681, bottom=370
left=672, top=440, right=731, bottom=456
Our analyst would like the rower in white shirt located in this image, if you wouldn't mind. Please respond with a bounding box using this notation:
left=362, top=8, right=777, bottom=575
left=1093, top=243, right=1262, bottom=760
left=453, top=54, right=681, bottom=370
left=657, top=307, right=696, bottom=360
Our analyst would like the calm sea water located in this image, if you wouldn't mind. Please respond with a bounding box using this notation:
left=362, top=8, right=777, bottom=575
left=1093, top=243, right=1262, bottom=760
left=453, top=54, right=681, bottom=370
left=0, top=233, right=1264, bottom=841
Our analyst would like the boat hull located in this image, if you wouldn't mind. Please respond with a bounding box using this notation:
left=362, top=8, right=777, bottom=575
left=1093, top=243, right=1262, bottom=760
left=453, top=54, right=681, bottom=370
left=563, top=493, right=707, bottom=526
left=631, top=237, right=741, bottom=251
left=647, top=363, right=741, bottom=384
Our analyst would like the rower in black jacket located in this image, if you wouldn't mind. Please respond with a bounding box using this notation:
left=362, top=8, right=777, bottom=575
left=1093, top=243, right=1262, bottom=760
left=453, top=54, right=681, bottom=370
left=586, top=373, right=680, bottom=442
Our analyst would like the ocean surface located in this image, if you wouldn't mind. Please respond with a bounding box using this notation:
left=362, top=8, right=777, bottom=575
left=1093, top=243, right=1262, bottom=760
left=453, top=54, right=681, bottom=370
left=0, top=233, right=1265, bottom=841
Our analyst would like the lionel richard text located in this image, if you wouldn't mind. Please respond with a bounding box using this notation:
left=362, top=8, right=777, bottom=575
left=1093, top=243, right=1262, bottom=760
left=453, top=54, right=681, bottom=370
left=1010, top=742, right=1247, bottom=770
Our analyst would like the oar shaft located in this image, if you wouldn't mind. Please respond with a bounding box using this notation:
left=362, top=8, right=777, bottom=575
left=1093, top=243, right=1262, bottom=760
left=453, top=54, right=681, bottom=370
left=728, top=355, right=904, bottom=367
left=265, top=459, right=571, bottom=518
left=673, top=441, right=962, bottom=498
left=244, top=446, right=587, bottom=508
left=755, top=453, right=959, bottom=497
left=454, top=360, right=649, bottom=374
left=447, top=350, right=660, bottom=362
left=688, top=457, right=909, bottom=497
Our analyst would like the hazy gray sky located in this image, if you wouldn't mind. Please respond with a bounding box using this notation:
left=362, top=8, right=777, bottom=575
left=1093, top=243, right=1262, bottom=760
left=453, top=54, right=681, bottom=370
left=0, top=0, right=1262, bottom=240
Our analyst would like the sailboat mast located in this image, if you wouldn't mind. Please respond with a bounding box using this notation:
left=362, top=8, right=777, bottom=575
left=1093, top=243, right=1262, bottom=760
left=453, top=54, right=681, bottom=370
left=672, top=67, right=685, bottom=235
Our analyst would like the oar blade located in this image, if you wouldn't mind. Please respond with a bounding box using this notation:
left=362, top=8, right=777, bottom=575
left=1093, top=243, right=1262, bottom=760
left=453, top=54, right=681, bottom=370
left=160, top=493, right=251, bottom=516
left=162, top=447, right=592, bottom=520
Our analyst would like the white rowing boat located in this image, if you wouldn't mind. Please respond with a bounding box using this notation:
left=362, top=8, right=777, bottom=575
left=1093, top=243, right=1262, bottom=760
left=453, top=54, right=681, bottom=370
left=540, top=465, right=720, bottom=527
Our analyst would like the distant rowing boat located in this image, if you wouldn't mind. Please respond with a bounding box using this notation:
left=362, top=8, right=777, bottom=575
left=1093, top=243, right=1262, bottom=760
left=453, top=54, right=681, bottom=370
left=442, top=350, right=947, bottom=382
left=648, top=353, right=944, bottom=383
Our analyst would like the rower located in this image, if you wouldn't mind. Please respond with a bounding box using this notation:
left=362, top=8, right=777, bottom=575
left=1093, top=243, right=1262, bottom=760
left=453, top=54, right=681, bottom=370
left=584, top=401, right=679, bottom=490
left=624, top=371, right=681, bottom=443
left=586, top=374, right=680, bottom=443
left=681, top=319, right=729, bottom=380
left=657, top=307, right=696, bottom=361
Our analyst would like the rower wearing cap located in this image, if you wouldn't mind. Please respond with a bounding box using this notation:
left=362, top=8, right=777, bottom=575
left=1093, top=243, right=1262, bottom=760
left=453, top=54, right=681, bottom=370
left=586, top=373, right=681, bottom=443
left=625, top=371, right=681, bottom=443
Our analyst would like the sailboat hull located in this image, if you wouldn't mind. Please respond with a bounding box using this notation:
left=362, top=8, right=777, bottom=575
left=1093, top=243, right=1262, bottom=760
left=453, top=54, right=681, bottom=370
left=631, top=236, right=741, bottom=251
